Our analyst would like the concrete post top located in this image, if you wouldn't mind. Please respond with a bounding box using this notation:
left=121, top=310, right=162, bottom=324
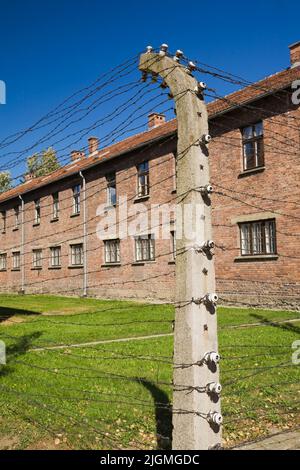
left=139, top=52, right=198, bottom=99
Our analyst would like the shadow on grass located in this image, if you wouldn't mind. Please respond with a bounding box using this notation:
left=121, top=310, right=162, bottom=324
left=138, top=379, right=172, bottom=450
left=0, top=306, right=41, bottom=323
left=250, top=313, right=300, bottom=334
left=0, top=332, right=42, bottom=378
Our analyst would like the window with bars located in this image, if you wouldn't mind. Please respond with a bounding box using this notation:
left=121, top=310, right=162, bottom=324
left=1, top=211, right=6, bottom=233
left=50, top=247, right=61, bottom=267
left=135, top=235, right=155, bottom=262
left=104, top=239, right=120, bottom=264
left=0, top=253, right=7, bottom=270
left=239, top=219, right=277, bottom=256
left=14, top=206, right=20, bottom=229
left=137, top=161, right=149, bottom=197
left=52, top=192, right=59, bottom=219
left=72, top=185, right=81, bottom=215
left=242, top=122, right=264, bottom=171
left=33, top=249, right=42, bottom=268
left=106, top=173, right=117, bottom=207
left=34, top=199, right=41, bottom=224
left=12, top=251, right=20, bottom=270
left=70, top=244, right=83, bottom=266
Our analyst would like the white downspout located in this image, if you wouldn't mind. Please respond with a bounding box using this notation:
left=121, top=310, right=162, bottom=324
left=79, top=171, right=87, bottom=297
left=19, top=194, right=25, bottom=294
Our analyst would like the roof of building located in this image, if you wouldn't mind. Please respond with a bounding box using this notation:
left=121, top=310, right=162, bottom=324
left=0, top=63, right=299, bottom=205
left=207, top=64, right=300, bottom=116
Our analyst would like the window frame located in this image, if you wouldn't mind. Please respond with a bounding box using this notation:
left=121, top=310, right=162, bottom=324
left=34, top=199, right=41, bottom=225
left=50, top=246, right=61, bottom=267
left=1, top=211, right=6, bottom=233
left=137, top=161, right=150, bottom=198
left=70, top=243, right=84, bottom=266
left=106, top=173, right=117, bottom=207
left=12, top=251, right=21, bottom=270
left=32, top=249, right=42, bottom=268
left=14, top=206, right=20, bottom=229
left=172, top=152, right=177, bottom=192
left=135, top=234, right=155, bottom=262
left=72, top=184, right=81, bottom=215
left=52, top=192, right=59, bottom=220
left=239, top=219, right=277, bottom=257
left=104, top=239, right=120, bottom=264
left=0, top=253, right=7, bottom=271
left=242, top=122, right=264, bottom=171
left=170, top=230, right=176, bottom=260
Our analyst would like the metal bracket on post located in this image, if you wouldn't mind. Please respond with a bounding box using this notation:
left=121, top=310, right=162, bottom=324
left=139, top=47, right=221, bottom=450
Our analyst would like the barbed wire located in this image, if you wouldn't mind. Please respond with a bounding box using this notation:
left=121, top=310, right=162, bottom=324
left=0, top=56, right=175, bottom=174
left=0, top=129, right=177, bottom=229
left=1, top=80, right=170, bottom=174
left=1, top=47, right=300, bottom=451
left=0, top=61, right=144, bottom=166
left=0, top=53, right=142, bottom=149
left=0, top=385, right=147, bottom=450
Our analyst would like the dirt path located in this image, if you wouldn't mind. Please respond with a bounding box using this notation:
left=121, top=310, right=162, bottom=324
left=236, top=429, right=300, bottom=450
left=29, top=333, right=174, bottom=352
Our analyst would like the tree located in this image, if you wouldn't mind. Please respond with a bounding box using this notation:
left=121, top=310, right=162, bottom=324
left=25, top=148, right=60, bottom=179
left=0, top=171, right=12, bottom=193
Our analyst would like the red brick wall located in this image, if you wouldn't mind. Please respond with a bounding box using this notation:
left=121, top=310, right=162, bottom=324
left=0, top=140, right=177, bottom=301
left=0, top=94, right=299, bottom=309
left=210, top=93, right=300, bottom=309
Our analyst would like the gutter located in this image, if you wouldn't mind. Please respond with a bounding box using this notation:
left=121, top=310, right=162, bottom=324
left=18, top=194, right=25, bottom=294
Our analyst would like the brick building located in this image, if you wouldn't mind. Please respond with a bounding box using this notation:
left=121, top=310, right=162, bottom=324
left=0, top=43, right=300, bottom=308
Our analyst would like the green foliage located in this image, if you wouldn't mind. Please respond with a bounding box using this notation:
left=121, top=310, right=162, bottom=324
left=25, top=148, right=60, bottom=179
left=0, top=171, right=12, bottom=193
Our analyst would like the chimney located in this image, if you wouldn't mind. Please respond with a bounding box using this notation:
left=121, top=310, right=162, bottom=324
left=148, top=113, right=166, bottom=129
left=71, top=150, right=85, bottom=162
left=289, top=41, right=300, bottom=67
left=88, top=137, right=99, bottom=155
left=24, top=173, right=34, bottom=182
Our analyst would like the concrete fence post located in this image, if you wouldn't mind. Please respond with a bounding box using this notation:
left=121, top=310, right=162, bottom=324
left=139, top=47, right=222, bottom=450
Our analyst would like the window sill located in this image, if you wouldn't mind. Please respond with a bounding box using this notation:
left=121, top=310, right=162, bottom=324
left=31, top=267, right=42, bottom=271
left=11, top=268, right=21, bottom=272
left=68, top=265, right=83, bottom=269
left=50, top=217, right=59, bottom=223
left=104, top=205, right=117, bottom=212
left=234, top=254, right=279, bottom=263
left=238, top=166, right=265, bottom=178
left=134, top=195, right=150, bottom=203
left=70, top=213, right=80, bottom=218
left=132, top=261, right=156, bottom=266
left=48, top=266, right=62, bottom=270
left=101, top=263, right=121, bottom=268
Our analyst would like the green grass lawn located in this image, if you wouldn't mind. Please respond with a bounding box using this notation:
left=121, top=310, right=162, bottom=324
left=0, top=294, right=299, bottom=450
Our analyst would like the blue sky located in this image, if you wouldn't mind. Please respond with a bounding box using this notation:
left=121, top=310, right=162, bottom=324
left=0, top=0, right=300, bottom=181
